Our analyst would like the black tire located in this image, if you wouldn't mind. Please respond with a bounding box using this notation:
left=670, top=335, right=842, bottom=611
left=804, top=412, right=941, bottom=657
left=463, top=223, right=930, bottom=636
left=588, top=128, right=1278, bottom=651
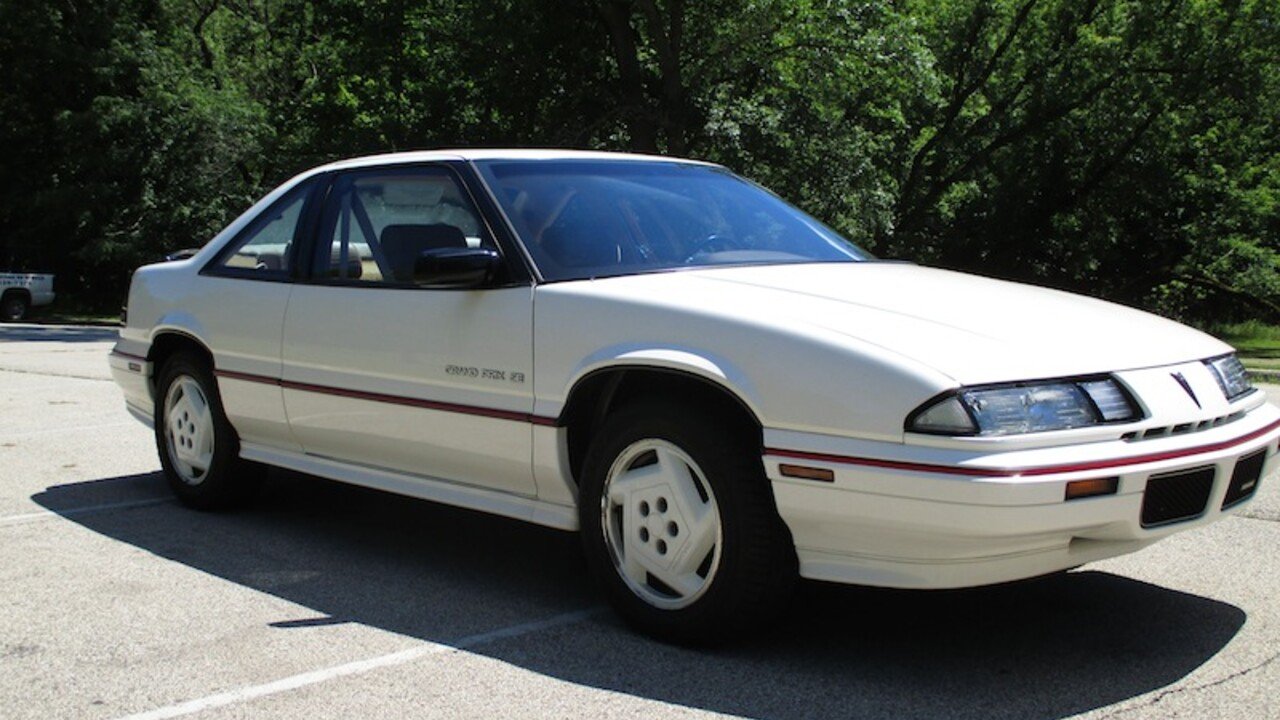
left=1, top=294, right=29, bottom=322
left=154, top=352, right=261, bottom=510
left=579, top=401, right=797, bottom=644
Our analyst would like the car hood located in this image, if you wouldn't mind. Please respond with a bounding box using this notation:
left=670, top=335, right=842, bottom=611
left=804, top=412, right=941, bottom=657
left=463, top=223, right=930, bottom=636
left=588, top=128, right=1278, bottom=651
left=581, top=262, right=1231, bottom=386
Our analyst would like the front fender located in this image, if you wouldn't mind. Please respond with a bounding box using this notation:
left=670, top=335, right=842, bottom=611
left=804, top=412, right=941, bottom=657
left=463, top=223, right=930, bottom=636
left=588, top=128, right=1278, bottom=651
left=545, top=344, right=763, bottom=421
left=532, top=279, right=956, bottom=442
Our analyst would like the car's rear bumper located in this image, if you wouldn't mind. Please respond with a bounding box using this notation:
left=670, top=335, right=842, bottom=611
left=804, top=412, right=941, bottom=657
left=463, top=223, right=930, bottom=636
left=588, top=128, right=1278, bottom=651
left=763, top=401, right=1280, bottom=589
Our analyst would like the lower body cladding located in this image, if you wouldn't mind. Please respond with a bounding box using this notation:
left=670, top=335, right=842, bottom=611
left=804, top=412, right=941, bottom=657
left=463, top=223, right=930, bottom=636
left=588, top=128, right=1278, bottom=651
left=763, top=406, right=1280, bottom=590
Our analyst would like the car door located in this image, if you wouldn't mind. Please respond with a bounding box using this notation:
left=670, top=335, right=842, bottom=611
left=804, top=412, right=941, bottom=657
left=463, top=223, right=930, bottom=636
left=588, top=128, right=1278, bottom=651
left=201, top=178, right=319, bottom=452
left=280, top=163, right=537, bottom=496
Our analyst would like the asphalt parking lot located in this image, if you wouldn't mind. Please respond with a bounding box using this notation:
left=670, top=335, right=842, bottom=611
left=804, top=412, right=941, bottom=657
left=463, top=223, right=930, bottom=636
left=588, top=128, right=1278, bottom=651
left=2, top=323, right=1278, bottom=720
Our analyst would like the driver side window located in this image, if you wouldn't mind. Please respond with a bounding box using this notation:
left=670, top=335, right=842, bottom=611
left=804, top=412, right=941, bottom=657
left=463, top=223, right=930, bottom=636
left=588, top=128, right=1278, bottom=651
left=315, top=167, right=491, bottom=285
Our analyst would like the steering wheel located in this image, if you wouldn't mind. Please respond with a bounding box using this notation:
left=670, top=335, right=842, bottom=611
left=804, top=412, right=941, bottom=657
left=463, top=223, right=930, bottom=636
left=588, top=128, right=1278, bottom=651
left=682, top=233, right=737, bottom=263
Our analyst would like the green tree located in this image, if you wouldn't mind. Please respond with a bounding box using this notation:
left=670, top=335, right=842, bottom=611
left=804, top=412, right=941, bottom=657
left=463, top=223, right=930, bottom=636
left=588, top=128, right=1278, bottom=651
left=1, top=0, right=1275, bottom=322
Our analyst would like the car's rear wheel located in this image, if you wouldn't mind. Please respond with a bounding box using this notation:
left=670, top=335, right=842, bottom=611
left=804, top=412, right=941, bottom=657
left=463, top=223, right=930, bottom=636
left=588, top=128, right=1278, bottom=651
left=1, top=294, right=29, bottom=322
left=154, top=352, right=260, bottom=510
left=580, top=401, right=797, bottom=644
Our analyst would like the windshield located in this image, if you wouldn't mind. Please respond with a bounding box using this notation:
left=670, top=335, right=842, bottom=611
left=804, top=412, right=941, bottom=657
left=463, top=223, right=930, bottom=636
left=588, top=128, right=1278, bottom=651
left=473, top=160, right=870, bottom=281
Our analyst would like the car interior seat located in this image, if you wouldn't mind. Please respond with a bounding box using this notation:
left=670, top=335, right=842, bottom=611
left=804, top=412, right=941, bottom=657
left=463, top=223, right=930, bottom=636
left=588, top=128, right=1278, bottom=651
left=327, top=244, right=363, bottom=280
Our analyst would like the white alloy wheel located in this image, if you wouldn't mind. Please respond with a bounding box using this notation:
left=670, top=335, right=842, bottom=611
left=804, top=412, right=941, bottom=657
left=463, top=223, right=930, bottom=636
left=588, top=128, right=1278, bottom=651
left=600, top=439, right=723, bottom=610
left=164, top=375, right=215, bottom=485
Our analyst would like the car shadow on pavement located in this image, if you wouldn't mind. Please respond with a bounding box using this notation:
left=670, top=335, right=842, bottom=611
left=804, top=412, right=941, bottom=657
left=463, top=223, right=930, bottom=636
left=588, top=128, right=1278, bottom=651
left=0, top=324, right=118, bottom=343
left=34, top=471, right=1245, bottom=720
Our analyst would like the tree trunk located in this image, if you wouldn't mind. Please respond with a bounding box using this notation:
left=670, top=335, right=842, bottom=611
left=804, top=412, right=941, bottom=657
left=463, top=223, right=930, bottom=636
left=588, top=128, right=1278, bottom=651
left=597, top=0, right=658, bottom=152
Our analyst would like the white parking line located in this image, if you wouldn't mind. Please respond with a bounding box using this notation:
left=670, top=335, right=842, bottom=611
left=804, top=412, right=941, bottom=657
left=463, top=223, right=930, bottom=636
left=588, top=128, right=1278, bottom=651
left=0, top=497, right=170, bottom=527
left=113, top=607, right=603, bottom=720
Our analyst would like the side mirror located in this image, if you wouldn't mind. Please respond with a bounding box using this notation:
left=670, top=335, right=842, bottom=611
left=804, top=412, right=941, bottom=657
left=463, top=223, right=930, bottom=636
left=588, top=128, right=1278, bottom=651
left=413, top=247, right=500, bottom=288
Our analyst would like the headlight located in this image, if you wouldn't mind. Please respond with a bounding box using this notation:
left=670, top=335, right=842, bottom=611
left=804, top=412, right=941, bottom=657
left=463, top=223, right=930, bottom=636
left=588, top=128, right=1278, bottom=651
left=908, top=377, right=1141, bottom=436
left=1204, top=354, right=1253, bottom=401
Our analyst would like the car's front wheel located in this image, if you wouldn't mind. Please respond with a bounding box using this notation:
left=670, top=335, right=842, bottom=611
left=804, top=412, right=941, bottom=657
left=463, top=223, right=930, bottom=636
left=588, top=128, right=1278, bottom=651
left=154, top=352, right=260, bottom=510
left=580, top=401, right=797, bottom=644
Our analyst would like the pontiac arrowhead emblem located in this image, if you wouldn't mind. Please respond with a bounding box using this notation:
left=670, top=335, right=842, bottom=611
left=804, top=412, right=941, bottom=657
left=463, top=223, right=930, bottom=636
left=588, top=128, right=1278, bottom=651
left=1171, top=372, right=1200, bottom=408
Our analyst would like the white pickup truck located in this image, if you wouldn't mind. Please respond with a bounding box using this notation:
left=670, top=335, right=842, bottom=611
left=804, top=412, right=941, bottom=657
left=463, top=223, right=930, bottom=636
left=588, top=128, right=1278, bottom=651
left=0, top=272, right=55, bottom=322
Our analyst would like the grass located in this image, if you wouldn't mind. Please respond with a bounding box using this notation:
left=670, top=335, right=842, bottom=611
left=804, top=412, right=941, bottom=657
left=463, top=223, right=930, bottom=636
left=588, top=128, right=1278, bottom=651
left=1212, top=320, right=1280, bottom=360
left=25, top=306, right=120, bottom=326
left=1210, top=321, right=1280, bottom=380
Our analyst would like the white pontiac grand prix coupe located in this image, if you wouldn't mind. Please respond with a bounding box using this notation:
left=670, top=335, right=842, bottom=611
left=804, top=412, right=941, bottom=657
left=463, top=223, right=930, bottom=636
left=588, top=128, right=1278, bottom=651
left=111, top=150, right=1280, bottom=642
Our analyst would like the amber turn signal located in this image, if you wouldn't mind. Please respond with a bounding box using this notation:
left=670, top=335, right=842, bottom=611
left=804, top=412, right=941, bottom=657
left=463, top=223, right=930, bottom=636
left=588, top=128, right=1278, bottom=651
left=1064, top=477, right=1119, bottom=501
left=779, top=464, right=835, bottom=483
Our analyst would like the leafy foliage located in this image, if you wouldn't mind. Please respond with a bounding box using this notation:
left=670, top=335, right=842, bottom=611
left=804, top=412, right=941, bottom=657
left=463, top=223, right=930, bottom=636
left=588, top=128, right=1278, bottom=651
left=1, top=0, right=1276, bottom=323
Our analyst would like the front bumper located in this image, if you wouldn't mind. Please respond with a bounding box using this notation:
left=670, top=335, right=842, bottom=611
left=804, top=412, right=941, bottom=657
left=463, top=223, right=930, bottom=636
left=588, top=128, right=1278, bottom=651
left=108, top=346, right=154, bottom=426
left=763, top=401, right=1280, bottom=589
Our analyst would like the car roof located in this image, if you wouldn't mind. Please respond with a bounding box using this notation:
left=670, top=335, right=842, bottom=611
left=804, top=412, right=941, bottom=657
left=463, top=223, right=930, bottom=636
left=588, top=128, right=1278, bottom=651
left=314, top=148, right=720, bottom=173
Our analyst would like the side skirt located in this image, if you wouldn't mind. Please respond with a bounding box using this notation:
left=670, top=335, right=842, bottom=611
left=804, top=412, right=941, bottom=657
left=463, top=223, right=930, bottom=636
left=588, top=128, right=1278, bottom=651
left=239, top=443, right=580, bottom=531
left=126, top=403, right=155, bottom=428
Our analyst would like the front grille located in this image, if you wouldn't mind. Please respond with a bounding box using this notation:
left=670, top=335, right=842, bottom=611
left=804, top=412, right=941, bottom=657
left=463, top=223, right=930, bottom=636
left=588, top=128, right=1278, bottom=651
left=1141, top=467, right=1215, bottom=528
left=1121, top=412, right=1244, bottom=442
left=1222, top=450, right=1266, bottom=510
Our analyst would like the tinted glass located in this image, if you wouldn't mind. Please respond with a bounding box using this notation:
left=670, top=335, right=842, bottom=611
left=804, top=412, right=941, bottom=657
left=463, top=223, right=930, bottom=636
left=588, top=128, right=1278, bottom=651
left=475, top=160, right=869, bottom=281
left=315, top=167, right=492, bottom=285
